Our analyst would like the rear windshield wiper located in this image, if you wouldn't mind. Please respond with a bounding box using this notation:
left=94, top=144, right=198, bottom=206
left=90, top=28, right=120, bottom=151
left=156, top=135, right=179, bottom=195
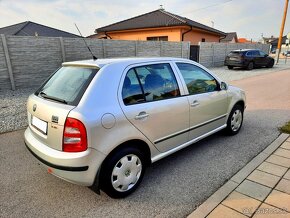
left=39, top=91, right=67, bottom=104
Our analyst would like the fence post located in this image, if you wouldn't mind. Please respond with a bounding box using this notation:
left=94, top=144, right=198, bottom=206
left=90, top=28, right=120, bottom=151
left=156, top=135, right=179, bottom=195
left=102, top=39, right=106, bottom=58
left=160, top=41, right=162, bottom=56
left=135, top=41, right=138, bottom=57
left=212, top=43, right=215, bottom=67
left=181, top=42, right=183, bottom=58
left=59, top=37, right=66, bottom=62
left=1, top=34, right=15, bottom=90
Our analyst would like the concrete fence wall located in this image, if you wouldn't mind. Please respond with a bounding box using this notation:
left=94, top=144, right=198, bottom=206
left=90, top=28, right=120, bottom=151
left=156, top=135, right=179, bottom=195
left=0, top=35, right=190, bottom=91
left=199, top=42, right=271, bottom=67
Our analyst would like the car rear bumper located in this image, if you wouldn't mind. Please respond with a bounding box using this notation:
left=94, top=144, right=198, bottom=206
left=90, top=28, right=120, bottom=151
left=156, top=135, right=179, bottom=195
left=224, top=60, right=248, bottom=67
left=24, top=127, right=106, bottom=186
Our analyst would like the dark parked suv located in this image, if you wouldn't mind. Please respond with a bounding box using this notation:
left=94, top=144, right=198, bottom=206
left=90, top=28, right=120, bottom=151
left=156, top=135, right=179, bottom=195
left=224, top=49, right=274, bottom=70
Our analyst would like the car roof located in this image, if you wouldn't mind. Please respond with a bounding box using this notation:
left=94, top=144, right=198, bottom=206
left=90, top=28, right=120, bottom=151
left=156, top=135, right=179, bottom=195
left=62, top=57, right=188, bottom=69
left=231, top=49, right=259, bottom=52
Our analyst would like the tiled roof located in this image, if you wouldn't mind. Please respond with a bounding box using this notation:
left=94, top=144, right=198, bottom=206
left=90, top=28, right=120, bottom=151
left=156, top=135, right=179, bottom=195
left=220, top=32, right=238, bottom=42
left=96, top=9, right=226, bottom=36
left=0, top=21, right=81, bottom=38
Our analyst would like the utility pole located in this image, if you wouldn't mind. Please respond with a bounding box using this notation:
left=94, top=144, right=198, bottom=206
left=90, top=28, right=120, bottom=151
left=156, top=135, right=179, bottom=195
left=276, top=0, right=289, bottom=64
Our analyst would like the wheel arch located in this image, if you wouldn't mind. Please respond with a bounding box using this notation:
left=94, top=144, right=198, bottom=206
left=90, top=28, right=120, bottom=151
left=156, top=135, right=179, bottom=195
left=90, top=139, right=151, bottom=194
left=234, top=100, right=245, bottom=111
left=103, top=139, right=152, bottom=166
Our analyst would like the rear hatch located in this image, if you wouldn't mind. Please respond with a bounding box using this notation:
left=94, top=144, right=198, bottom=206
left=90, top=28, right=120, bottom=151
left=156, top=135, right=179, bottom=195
left=27, top=66, right=98, bottom=151
left=226, top=51, right=243, bottom=61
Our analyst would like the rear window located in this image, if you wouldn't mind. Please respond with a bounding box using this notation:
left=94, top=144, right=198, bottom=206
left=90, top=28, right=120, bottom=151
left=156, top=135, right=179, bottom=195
left=35, top=66, right=98, bottom=106
left=228, top=51, right=243, bottom=56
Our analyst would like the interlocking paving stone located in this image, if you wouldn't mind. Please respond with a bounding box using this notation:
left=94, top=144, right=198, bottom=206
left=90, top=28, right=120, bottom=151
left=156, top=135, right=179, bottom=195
left=248, top=170, right=280, bottom=188
left=207, top=204, right=247, bottom=218
left=265, top=190, right=290, bottom=212
left=266, top=155, right=290, bottom=168
left=222, top=191, right=261, bottom=216
left=274, top=148, right=290, bottom=159
left=236, top=180, right=272, bottom=201
left=252, top=203, right=290, bottom=218
left=257, top=162, right=288, bottom=177
left=281, top=141, right=290, bottom=150
left=188, top=180, right=239, bottom=218
left=275, top=179, right=290, bottom=195
left=283, top=169, right=290, bottom=180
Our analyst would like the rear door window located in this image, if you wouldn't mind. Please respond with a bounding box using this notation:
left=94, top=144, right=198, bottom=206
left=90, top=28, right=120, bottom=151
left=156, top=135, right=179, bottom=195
left=36, top=67, right=97, bottom=106
left=122, top=63, right=180, bottom=105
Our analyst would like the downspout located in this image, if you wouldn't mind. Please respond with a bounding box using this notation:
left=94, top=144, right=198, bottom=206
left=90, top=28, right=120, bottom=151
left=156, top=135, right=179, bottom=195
left=181, top=26, right=192, bottom=41
left=219, top=35, right=226, bottom=42
left=104, top=31, right=112, bottom=39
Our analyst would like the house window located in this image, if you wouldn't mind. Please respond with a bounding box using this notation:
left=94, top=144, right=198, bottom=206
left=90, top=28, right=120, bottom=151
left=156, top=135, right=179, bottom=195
left=201, top=38, right=205, bottom=42
left=147, top=36, right=168, bottom=41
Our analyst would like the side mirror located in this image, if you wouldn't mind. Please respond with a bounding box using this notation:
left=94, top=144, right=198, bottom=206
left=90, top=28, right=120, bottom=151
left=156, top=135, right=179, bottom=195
left=264, top=54, right=268, bottom=57
left=220, top=81, right=228, bottom=90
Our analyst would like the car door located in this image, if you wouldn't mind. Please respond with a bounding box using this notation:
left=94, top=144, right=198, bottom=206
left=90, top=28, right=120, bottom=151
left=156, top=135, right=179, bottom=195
left=119, top=62, right=190, bottom=153
left=253, top=50, right=265, bottom=66
left=174, top=62, right=229, bottom=140
left=258, top=50, right=270, bottom=66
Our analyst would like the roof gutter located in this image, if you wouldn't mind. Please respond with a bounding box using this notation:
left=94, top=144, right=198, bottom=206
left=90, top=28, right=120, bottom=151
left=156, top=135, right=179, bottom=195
left=182, top=26, right=192, bottom=41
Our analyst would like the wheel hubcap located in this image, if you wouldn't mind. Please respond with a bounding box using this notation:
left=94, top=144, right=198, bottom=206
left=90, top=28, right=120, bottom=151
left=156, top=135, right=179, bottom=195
left=231, top=109, right=242, bottom=132
left=111, top=154, right=142, bottom=192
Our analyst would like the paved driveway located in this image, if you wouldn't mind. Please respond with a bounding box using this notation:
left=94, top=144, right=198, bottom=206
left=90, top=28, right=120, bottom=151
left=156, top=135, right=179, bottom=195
left=1, top=68, right=290, bottom=217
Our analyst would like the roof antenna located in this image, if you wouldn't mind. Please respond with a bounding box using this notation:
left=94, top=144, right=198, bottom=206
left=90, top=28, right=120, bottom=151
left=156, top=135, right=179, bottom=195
left=74, top=23, right=98, bottom=60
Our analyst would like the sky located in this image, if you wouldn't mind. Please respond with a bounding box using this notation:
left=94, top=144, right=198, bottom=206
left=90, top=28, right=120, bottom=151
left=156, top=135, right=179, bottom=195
left=0, top=0, right=289, bottom=41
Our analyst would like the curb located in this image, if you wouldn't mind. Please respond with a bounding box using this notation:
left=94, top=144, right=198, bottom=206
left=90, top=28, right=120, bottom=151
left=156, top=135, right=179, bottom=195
left=188, top=133, right=290, bottom=218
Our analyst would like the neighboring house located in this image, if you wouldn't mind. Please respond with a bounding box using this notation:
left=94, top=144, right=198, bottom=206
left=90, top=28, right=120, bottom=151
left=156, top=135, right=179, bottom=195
left=0, top=21, right=80, bottom=38
left=262, top=36, right=278, bottom=44
left=270, top=36, right=288, bottom=51
left=220, top=32, right=238, bottom=43
left=238, top=38, right=255, bottom=43
left=94, top=9, right=226, bottom=45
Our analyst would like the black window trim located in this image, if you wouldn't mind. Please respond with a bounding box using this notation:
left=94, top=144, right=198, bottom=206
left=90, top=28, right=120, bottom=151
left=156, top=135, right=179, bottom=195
left=122, top=62, right=182, bottom=106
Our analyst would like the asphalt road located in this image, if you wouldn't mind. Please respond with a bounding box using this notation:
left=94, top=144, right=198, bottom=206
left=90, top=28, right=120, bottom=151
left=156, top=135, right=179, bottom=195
left=1, top=69, right=290, bottom=218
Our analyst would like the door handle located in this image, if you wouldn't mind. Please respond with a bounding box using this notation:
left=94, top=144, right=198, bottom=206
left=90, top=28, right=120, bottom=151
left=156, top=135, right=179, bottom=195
left=135, top=112, right=149, bottom=120
left=190, top=100, right=200, bottom=107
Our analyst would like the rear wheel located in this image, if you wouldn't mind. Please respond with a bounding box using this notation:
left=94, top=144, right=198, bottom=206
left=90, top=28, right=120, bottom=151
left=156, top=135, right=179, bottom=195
left=227, top=66, right=234, bottom=70
left=267, top=59, right=274, bottom=68
left=247, top=62, right=254, bottom=70
left=225, top=104, right=244, bottom=135
left=100, top=146, right=146, bottom=198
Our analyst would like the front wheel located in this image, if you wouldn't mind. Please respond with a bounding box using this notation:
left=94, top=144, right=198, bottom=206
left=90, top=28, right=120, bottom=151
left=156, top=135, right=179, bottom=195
left=227, top=66, right=234, bottom=70
left=100, top=146, right=146, bottom=198
left=267, top=59, right=274, bottom=68
left=225, top=104, right=244, bottom=135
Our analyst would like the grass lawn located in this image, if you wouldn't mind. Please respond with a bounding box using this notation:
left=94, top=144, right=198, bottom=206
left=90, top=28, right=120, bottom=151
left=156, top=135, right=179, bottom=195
left=279, top=121, right=290, bottom=134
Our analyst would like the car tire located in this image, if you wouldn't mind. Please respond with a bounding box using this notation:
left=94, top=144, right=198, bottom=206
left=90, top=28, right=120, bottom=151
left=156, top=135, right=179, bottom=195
left=267, top=59, right=274, bottom=68
left=247, top=62, right=254, bottom=70
left=227, top=66, right=233, bottom=70
left=225, top=104, right=244, bottom=135
left=100, top=146, right=146, bottom=198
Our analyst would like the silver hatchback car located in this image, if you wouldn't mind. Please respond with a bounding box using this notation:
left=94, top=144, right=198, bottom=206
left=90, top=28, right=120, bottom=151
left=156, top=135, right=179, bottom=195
left=24, top=57, right=246, bottom=198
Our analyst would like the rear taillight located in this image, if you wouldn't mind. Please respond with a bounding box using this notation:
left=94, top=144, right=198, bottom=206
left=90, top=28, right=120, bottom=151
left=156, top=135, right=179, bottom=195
left=63, top=118, right=87, bottom=152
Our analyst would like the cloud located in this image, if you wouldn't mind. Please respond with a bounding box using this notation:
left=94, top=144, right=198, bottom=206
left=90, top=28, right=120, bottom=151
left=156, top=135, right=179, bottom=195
left=0, top=0, right=289, bottom=39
